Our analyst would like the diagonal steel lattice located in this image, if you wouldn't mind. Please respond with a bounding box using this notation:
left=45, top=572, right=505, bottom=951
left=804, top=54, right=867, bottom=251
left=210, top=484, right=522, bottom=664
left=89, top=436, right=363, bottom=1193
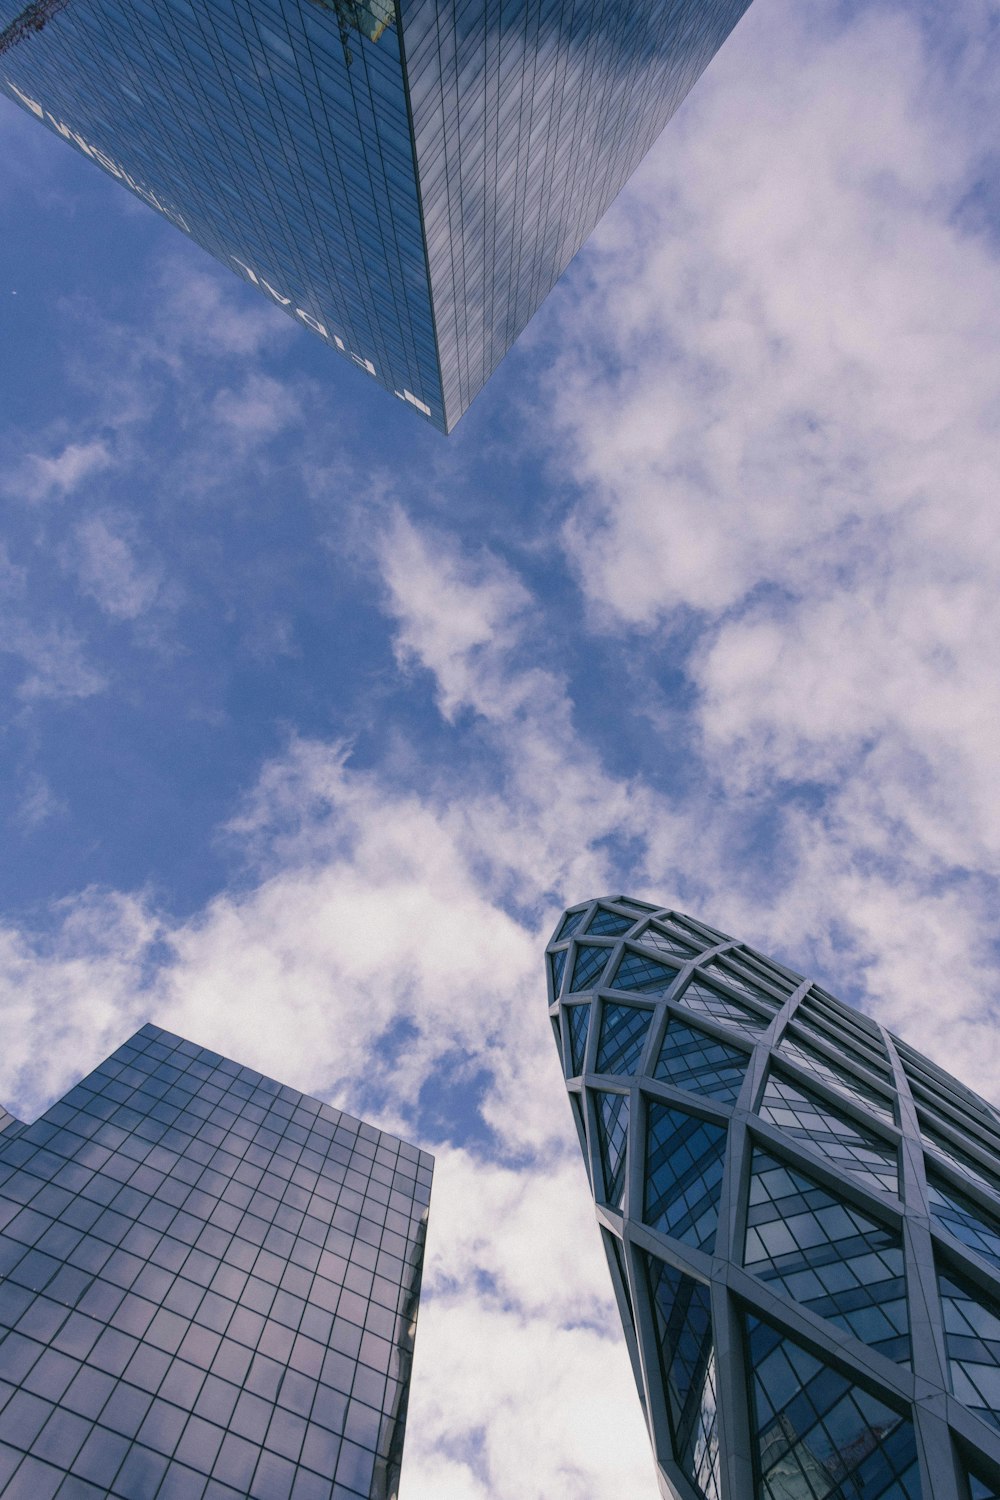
left=546, top=896, right=1000, bottom=1500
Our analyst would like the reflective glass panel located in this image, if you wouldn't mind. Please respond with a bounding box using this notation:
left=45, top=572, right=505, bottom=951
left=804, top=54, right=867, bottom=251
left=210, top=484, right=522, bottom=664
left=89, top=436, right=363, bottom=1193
left=594, top=1092, right=629, bottom=1210
left=928, top=1175, right=1000, bottom=1273
left=759, top=1074, right=899, bottom=1195
left=779, top=1032, right=895, bottom=1126
left=678, top=978, right=769, bottom=1039
left=939, top=1266, right=1000, bottom=1432
left=570, top=943, right=613, bottom=993
left=636, top=925, right=700, bottom=961
left=745, top=1150, right=909, bottom=1362
left=567, top=1004, right=591, bottom=1078
left=0, top=1024, right=432, bottom=1500
left=654, top=1018, right=749, bottom=1105
left=596, top=1004, right=653, bottom=1077
left=549, top=949, right=567, bottom=998
left=644, top=1105, right=726, bottom=1254
left=968, top=1472, right=1000, bottom=1500
left=921, top=1121, right=1000, bottom=1200
left=643, top=1253, right=720, bottom=1500
left=555, top=910, right=587, bottom=941
left=746, top=1313, right=921, bottom=1499
left=795, top=1004, right=889, bottom=1078
left=702, top=960, right=778, bottom=1010
left=612, top=951, right=679, bottom=995
left=587, top=908, right=636, bottom=937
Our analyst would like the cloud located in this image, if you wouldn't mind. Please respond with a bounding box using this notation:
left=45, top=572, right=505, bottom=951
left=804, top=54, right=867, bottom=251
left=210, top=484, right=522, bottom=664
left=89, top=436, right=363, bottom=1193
left=9, top=437, right=114, bottom=504
left=212, top=372, right=304, bottom=445
left=67, top=510, right=165, bottom=619
left=526, top=0, right=1000, bottom=1093
left=14, top=771, right=67, bottom=830
left=0, top=888, right=160, bottom=1118
left=3, top=0, right=1000, bottom=1494
left=5, top=619, right=108, bottom=702
left=379, top=506, right=537, bottom=723
left=153, top=258, right=296, bottom=363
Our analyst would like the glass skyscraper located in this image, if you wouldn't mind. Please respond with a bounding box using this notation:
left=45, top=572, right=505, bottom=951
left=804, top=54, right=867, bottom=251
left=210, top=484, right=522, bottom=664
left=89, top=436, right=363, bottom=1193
left=0, top=1022, right=432, bottom=1499
left=0, top=0, right=751, bottom=430
left=546, top=896, right=1000, bottom=1500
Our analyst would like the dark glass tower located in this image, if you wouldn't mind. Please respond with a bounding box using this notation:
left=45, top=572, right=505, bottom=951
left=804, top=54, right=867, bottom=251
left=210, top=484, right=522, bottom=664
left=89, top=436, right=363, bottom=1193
left=0, top=0, right=752, bottom=430
left=546, top=896, right=1000, bottom=1500
left=0, top=1023, right=432, bottom=1499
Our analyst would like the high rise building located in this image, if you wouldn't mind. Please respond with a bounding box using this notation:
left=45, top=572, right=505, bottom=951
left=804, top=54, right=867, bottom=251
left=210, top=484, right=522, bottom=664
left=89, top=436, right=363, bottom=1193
left=0, top=1022, right=432, bottom=1500
left=546, top=896, right=1000, bottom=1500
left=0, top=0, right=751, bottom=431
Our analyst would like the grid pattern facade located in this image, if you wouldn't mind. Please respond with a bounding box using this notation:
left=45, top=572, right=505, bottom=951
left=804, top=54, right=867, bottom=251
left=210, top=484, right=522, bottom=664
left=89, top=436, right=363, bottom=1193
left=0, top=0, right=751, bottom=431
left=546, top=897, right=1000, bottom=1500
left=0, top=1023, right=432, bottom=1500
left=0, top=0, right=444, bottom=425
left=402, top=0, right=752, bottom=425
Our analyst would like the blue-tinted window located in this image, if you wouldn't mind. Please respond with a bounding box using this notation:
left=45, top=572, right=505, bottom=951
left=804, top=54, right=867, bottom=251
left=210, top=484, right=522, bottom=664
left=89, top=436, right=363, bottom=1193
left=939, top=1265, right=1000, bottom=1432
left=779, top=1032, right=895, bottom=1125
left=759, top=1073, right=898, bottom=1195
left=587, top=907, right=635, bottom=937
left=612, top=951, right=678, bottom=996
left=0, top=1025, right=432, bottom=1500
left=644, top=1105, right=726, bottom=1253
left=566, top=1005, right=591, bottom=1078
left=702, top=959, right=777, bottom=1011
left=555, top=910, right=587, bottom=941
left=678, top=977, right=769, bottom=1039
left=570, top=943, right=613, bottom=994
left=643, top=1253, right=720, bottom=1500
left=921, top=1121, right=1000, bottom=1200
left=928, top=1175, right=1000, bottom=1273
left=593, top=1092, right=629, bottom=1210
left=655, top=1017, right=749, bottom=1104
left=745, top=1150, right=909, bottom=1362
left=746, top=1313, right=921, bottom=1498
left=596, top=1004, right=652, bottom=1077
left=635, top=925, right=699, bottom=961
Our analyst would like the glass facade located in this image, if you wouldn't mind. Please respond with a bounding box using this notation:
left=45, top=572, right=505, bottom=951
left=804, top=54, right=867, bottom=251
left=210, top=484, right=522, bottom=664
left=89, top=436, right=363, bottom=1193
left=0, top=0, right=752, bottom=431
left=0, top=1023, right=432, bottom=1499
left=547, top=896, right=1000, bottom=1500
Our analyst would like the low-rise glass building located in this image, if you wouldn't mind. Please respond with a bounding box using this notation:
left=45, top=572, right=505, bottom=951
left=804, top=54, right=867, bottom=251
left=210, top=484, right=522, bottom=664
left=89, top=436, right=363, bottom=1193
left=0, top=1023, right=432, bottom=1499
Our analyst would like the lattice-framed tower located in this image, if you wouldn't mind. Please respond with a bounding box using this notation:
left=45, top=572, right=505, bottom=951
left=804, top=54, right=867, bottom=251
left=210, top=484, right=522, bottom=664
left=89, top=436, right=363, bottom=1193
left=545, top=896, right=1000, bottom=1500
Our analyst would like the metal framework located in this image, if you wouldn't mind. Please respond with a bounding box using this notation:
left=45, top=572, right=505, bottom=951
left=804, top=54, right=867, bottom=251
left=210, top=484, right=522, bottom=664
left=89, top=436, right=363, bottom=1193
left=546, top=896, right=1000, bottom=1500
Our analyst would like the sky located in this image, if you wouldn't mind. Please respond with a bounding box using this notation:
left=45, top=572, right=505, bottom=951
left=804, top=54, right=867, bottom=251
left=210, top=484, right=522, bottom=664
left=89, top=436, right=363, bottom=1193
left=2, top=0, right=1000, bottom=1493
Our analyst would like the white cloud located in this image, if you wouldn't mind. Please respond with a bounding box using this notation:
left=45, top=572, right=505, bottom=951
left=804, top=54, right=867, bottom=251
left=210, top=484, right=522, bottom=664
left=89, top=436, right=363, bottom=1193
left=68, top=511, right=164, bottom=619
left=14, top=771, right=67, bottom=830
left=212, top=371, right=304, bottom=444
left=10, top=438, right=114, bottom=504
left=529, top=0, right=1000, bottom=1097
left=3, top=0, right=1000, bottom=1494
left=5, top=619, right=108, bottom=702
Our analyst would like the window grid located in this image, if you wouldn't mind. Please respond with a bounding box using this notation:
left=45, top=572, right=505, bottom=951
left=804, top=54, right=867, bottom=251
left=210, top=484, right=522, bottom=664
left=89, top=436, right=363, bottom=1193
left=0, top=1025, right=432, bottom=1500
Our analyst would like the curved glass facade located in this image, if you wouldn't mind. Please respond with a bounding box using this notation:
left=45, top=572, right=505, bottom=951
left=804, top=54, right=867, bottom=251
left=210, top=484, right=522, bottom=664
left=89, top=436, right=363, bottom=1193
left=547, top=897, right=1000, bottom=1500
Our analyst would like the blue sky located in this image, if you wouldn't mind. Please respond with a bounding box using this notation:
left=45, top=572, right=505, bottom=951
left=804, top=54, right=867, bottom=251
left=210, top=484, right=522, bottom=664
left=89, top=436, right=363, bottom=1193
left=2, top=0, right=1000, bottom=1492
